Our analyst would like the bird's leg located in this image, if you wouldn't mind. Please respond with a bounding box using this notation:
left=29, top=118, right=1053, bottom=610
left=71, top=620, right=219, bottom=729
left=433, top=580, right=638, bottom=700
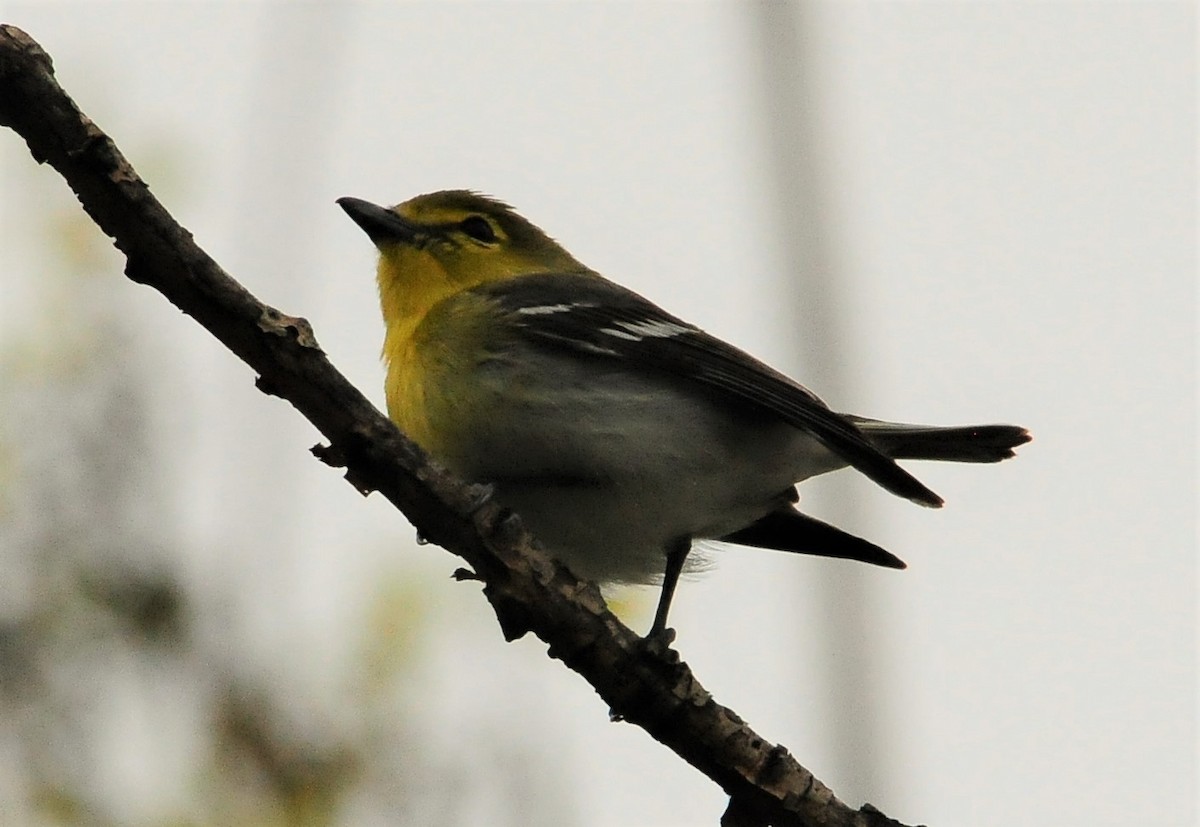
left=648, top=538, right=691, bottom=643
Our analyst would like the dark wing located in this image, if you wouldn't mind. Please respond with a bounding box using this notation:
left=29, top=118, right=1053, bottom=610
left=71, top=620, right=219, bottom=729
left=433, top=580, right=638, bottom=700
left=477, top=272, right=943, bottom=507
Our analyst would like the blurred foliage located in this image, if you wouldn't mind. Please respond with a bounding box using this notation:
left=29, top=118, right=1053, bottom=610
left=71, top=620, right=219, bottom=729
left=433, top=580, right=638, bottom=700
left=1, top=138, right=574, bottom=826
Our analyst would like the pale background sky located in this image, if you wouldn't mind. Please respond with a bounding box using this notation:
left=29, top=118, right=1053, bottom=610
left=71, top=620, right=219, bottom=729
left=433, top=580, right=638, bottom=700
left=1, top=2, right=1195, bottom=826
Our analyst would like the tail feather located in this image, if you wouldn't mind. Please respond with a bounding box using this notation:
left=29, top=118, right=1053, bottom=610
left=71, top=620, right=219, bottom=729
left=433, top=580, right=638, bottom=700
left=719, top=508, right=906, bottom=569
left=849, top=417, right=1031, bottom=464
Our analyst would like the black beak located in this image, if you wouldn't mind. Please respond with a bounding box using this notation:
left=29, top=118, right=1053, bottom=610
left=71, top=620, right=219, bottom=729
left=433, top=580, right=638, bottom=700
left=337, top=197, right=417, bottom=245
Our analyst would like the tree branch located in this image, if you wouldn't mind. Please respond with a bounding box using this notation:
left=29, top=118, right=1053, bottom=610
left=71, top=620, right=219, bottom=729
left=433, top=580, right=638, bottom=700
left=0, top=24, right=919, bottom=827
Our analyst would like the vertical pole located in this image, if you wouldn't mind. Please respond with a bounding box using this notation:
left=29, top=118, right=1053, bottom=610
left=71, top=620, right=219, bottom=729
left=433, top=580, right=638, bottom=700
left=747, top=0, right=886, bottom=794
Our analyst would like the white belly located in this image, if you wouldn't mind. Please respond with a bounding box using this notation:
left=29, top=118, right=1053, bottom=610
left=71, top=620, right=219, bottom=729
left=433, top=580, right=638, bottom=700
left=434, top=353, right=845, bottom=584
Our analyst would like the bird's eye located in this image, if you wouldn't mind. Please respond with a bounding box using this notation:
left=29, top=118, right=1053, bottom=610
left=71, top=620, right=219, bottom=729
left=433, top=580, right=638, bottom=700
left=459, top=215, right=497, bottom=244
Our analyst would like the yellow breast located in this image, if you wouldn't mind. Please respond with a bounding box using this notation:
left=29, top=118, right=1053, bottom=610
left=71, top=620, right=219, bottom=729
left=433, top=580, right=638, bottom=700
left=381, top=290, right=504, bottom=464
left=384, top=329, right=436, bottom=451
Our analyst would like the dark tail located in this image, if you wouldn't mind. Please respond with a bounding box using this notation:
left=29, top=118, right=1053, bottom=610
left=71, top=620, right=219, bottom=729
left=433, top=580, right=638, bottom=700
left=848, top=417, right=1031, bottom=464
left=720, top=508, right=906, bottom=569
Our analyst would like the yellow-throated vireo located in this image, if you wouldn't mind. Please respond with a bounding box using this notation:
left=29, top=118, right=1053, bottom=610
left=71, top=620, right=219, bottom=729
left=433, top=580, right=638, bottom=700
left=339, top=191, right=1030, bottom=637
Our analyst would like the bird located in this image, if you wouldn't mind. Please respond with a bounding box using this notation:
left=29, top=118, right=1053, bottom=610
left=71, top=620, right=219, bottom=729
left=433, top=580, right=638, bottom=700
left=338, top=190, right=1030, bottom=637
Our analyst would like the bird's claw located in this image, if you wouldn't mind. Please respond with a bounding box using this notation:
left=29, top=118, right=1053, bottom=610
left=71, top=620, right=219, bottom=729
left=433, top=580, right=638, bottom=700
left=464, top=482, right=495, bottom=513
left=639, top=625, right=678, bottom=660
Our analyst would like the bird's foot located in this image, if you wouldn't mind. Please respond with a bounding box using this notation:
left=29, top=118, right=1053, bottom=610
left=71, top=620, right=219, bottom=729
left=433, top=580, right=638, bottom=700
left=639, top=625, right=678, bottom=661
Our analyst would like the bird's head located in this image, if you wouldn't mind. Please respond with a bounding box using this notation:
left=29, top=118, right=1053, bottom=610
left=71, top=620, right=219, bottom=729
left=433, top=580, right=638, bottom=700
left=339, top=191, right=590, bottom=307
